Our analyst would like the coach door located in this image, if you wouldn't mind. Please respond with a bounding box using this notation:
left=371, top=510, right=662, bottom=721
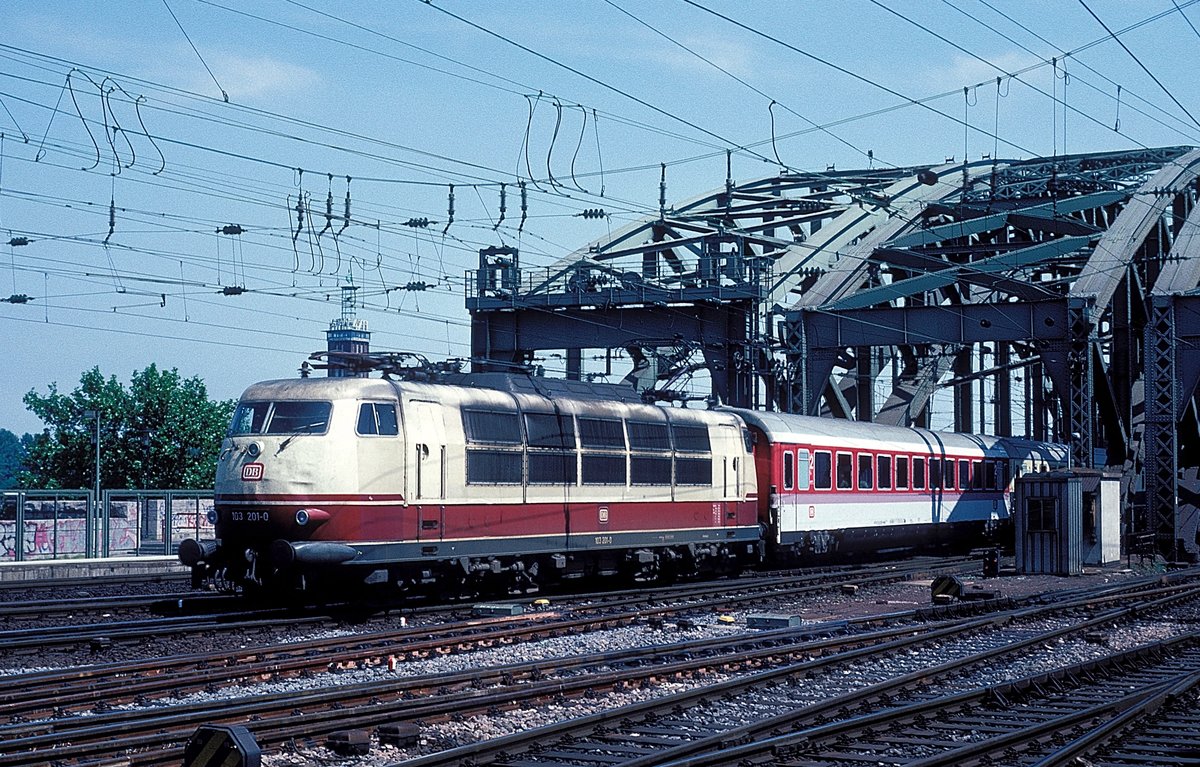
left=405, top=399, right=445, bottom=539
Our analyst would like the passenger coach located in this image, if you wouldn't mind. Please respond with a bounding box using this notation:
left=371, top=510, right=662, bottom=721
left=730, top=409, right=1068, bottom=559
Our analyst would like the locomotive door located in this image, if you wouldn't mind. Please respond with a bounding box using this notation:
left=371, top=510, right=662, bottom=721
left=405, top=399, right=445, bottom=540
left=719, top=425, right=742, bottom=527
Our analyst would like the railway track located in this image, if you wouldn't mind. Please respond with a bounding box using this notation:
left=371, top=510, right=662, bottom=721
left=0, top=566, right=1194, bottom=766
left=0, top=557, right=962, bottom=654
left=0, top=558, right=966, bottom=715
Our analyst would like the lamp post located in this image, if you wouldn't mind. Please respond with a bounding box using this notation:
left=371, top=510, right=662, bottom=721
left=82, top=409, right=100, bottom=556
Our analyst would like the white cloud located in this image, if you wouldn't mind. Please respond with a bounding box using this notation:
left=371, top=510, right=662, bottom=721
left=923, top=51, right=1045, bottom=93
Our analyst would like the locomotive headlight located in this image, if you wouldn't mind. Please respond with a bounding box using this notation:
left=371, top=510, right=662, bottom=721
left=246, top=441, right=262, bottom=458
left=206, top=509, right=218, bottom=524
left=295, top=509, right=311, bottom=526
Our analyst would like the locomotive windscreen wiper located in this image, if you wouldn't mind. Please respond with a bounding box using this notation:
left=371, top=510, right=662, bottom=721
left=277, top=422, right=326, bottom=452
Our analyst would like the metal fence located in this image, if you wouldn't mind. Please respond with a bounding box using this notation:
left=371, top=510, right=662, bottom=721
left=0, top=489, right=215, bottom=562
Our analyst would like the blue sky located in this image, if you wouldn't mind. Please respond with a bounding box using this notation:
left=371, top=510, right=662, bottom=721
left=1, top=0, right=1198, bottom=435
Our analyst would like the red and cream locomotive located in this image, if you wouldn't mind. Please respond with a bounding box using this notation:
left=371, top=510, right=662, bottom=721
left=179, top=366, right=1066, bottom=595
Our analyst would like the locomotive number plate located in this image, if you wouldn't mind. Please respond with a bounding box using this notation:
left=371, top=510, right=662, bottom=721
left=241, top=463, right=264, bottom=481
left=230, top=510, right=270, bottom=522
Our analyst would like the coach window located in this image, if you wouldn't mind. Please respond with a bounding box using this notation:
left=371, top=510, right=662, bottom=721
left=929, top=458, right=943, bottom=489
left=357, top=403, right=399, bottom=436
left=912, top=456, right=926, bottom=490
left=797, top=449, right=810, bottom=491
left=858, top=453, right=873, bottom=490
left=836, top=452, right=853, bottom=491
left=895, top=455, right=909, bottom=490
left=958, top=459, right=971, bottom=490
left=265, top=401, right=332, bottom=434
left=877, top=455, right=892, bottom=490
left=947, top=459, right=959, bottom=490
left=783, top=451, right=795, bottom=490
left=972, top=460, right=984, bottom=490
left=982, top=460, right=997, bottom=491
left=814, top=450, right=832, bottom=490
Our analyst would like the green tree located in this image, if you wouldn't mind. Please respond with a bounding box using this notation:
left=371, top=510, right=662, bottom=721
left=0, top=429, right=31, bottom=489
left=20, top=365, right=235, bottom=490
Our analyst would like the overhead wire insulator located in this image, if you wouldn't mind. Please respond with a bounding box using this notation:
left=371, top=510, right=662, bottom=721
left=404, top=217, right=432, bottom=228
left=442, top=184, right=455, bottom=235
left=404, top=281, right=431, bottom=292
left=577, top=208, right=607, bottom=219
left=221, top=286, right=246, bottom=296
left=319, top=174, right=334, bottom=236
left=338, top=176, right=351, bottom=234
left=104, top=195, right=116, bottom=243
left=518, top=180, right=528, bottom=232
left=216, top=224, right=244, bottom=236
left=292, top=196, right=305, bottom=243
left=8, top=237, right=29, bottom=247
left=4, top=294, right=31, bottom=304
left=493, top=183, right=506, bottom=231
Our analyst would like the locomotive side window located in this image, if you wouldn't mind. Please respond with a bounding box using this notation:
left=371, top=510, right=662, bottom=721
left=836, top=452, right=853, bottom=491
left=814, top=450, right=832, bottom=490
left=630, top=456, right=671, bottom=484
left=525, top=412, right=577, bottom=484
left=797, top=449, right=810, bottom=490
left=895, top=455, right=909, bottom=489
left=265, top=401, right=332, bottom=434
left=627, top=421, right=670, bottom=450
left=929, top=458, right=942, bottom=489
left=628, top=420, right=670, bottom=485
left=528, top=452, right=577, bottom=484
left=229, top=401, right=269, bottom=435
left=912, top=456, right=926, bottom=489
left=783, top=451, right=794, bottom=490
left=877, top=455, right=892, bottom=490
left=675, top=457, right=712, bottom=485
left=582, top=454, right=625, bottom=484
left=858, top=453, right=873, bottom=490
left=525, top=413, right=576, bottom=448
left=466, top=451, right=523, bottom=484
left=578, top=418, right=624, bottom=448
left=462, top=409, right=522, bottom=445
left=357, top=403, right=399, bottom=436
left=671, top=424, right=711, bottom=452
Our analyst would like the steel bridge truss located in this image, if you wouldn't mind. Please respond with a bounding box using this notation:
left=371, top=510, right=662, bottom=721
left=466, top=146, right=1200, bottom=560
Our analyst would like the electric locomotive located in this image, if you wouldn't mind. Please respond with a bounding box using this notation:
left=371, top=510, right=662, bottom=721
left=180, top=372, right=760, bottom=595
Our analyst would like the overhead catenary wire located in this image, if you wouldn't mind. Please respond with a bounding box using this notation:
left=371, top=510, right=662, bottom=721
left=1077, top=0, right=1200, bottom=130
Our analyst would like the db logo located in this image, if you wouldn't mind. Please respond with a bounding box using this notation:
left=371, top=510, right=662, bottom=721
left=241, top=462, right=264, bottom=481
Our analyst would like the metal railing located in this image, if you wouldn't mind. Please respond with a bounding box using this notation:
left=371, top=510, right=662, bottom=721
left=0, top=489, right=214, bottom=562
